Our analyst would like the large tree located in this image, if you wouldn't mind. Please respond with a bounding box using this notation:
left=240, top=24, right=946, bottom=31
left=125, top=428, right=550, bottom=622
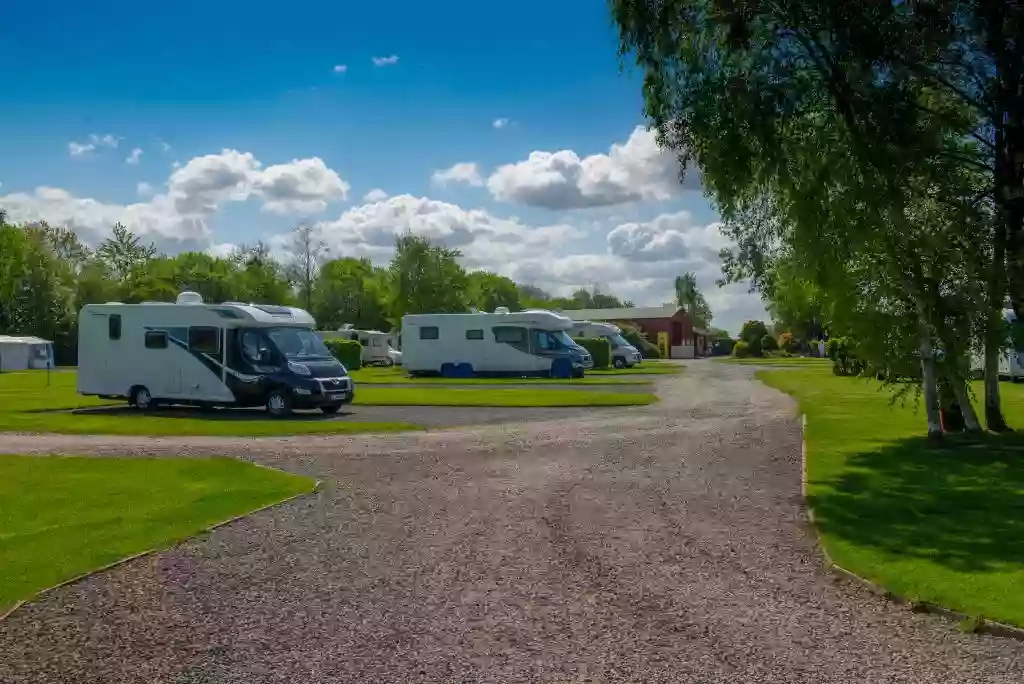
left=674, top=272, right=712, bottom=328
left=388, top=235, right=469, bottom=321
left=283, top=223, right=328, bottom=312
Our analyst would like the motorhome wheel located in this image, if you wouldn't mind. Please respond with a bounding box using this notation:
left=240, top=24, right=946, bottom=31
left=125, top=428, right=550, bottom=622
left=130, top=386, right=153, bottom=410
left=267, top=390, right=293, bottom=417
left=613, top=357, right=627, bottom=369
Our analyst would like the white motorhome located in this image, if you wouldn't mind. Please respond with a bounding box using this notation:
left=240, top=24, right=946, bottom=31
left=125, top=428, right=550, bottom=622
left=569, top=320, right=642, bottom=369
left=319, top=325, right=402, bottom=366
left=78, top=292, right=355, bottom=416
left=971, top=308, right=1024, bottom=380
left=402, top=308, right=593, bottom=378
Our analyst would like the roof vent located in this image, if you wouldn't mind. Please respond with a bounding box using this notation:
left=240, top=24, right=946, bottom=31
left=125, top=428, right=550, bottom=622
left=176, top=291, right=204, bottom=305
left=494, top=306, right=510, bottom=314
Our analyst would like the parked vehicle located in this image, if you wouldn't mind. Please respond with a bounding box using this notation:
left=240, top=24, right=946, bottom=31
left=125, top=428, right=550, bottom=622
left=78, top=291, right=355, bottom=416
left=0, top=335, right=54, bottom=371
left=320, top=325, right=402, bottom=366
left=971, top=308, right=1024, bottom=380
left=402, top=307, right=593, bottom=378
left=569, top=320, right=642, bottom=369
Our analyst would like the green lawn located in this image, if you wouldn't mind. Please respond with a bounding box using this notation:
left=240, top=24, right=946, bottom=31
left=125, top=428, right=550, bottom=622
left=588, top=363, right=681, bottom=375
left=760, top=366, right=1024, bottom=627
left=355, top=386, right=656, bottom=407
left=0, top=454, right=314, bottom=612
left=349, top=366, right=651, bottom=385
left=716, top=356, right=831, bottom=366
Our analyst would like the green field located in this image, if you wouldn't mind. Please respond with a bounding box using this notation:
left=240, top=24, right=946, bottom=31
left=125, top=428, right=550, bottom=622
left=0, top=454, right=314, bottom=612
left=716, top=356, right=830, bottom=366
left=0, top=371, right=655, bottom=435
left=760, top=366, right=1024, bottom=627
left=349, top=366, right=652, bottom=385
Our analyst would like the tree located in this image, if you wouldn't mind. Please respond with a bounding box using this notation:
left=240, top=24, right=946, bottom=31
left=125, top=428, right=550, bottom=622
left=312, top=257, right=390, bottom=331
left=96, top=223, right=156, bottom=284
left=673, top=272, right=712, bottom=328
left=284, top=223, right=328, bottom=312
left=467, top=271, right=521, bottom=312
left=388, top=235, right=469, bottom=321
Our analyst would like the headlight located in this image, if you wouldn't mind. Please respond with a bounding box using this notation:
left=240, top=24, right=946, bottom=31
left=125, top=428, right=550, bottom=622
left=288, top=361, right=311, bottom=376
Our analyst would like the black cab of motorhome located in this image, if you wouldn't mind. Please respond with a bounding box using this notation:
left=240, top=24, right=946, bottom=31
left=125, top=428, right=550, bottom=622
left=228, top=325, right=354, bottom=416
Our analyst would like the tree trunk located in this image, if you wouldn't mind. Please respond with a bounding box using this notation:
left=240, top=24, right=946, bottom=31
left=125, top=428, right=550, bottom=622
left=919, top=333, right=943, bottom=440
left=950, top=376, right=982, bottom=433
left=985, top=223, right=1010, bottom=431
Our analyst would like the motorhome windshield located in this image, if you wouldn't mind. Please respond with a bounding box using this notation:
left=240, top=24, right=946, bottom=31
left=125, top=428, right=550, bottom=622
left=609, top=333, right=630, bottom=348
left=552, top=330, right=577, bottom=347
left=264, top=327, right=333, bottom=359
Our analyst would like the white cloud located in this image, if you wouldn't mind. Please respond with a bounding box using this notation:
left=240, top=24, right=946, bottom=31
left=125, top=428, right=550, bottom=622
left=486, top=126, right=699, bottom=210
left=493, top=118, right=510, bottom=130
left=90, top=134, right=119, bottom=149
left=68, top=133, right=121, bottom=158
left=606, top=210, right=729, bottom=263
left=371, top=55, right=399, bottom=66
left=156, top=139, right=172, bottom=153
left=136, top=182, right=155, bottom=198
left=431, top=162, right=484, bottom=188
left=68, top=142, right=95, bottom=157
left=362, top=188, right=388, bottom=203
left=254, top=157, right=350, bottom=215
left=333, top=64, right=348, bottom=73
left=126, top=148, right=143, bottom=165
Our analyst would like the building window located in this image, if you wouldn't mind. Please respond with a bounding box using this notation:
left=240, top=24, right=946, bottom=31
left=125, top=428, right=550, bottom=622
left=108, top=314, right=121, bottom=340
left=144, top=330, right=168, bottom=349
left=466, top=329, right=484, bottom=340
left=493, top=326, right=526, bottom=344
left=419, top=326, right=439, bottom=340
left=189, top=327, right=221, bottom=354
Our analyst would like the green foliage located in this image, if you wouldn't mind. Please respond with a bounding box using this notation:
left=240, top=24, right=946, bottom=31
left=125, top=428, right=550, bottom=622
left=826, top=337, right=865, bottom=377
left=389, top=235, right=469, bottom=320
left=740, top=320, right=769, bottom=345
left=617, top=323, right=661, bottom=359
left=312, top=257, right=390, bottom=331
left=573, top=336, right=612, bottom=369
left=732, top=340, right=751, bottom=358
left=760, top=334, right=778, bottom=353
left=322, top=338, right=362, bottom=370
left=467, top=271, right=521, bottom=312
left=674, top=272, right=712, bottom=327
left=777, top=332, right=798, bottom=353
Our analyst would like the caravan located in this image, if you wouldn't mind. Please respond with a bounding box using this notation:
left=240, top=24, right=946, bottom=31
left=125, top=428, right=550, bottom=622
left=971, top=308, right=1024, bottom=380
left=402, top=308, right=593, bottom=378
left=78, top=292, right=355, bottom=416
left=569, top=320, right=642, bottom=369
left=320, top=325, right=402, bottom=366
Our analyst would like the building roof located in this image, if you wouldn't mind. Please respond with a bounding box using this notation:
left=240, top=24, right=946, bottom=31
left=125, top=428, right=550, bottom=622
left=560, top=305, right=684, bottom=321
left=0, top=335, right=51, bottom=345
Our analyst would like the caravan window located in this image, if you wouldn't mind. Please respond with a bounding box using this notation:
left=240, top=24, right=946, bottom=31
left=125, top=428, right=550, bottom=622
left=419, top=326, right=439, bottom=340
left=466, top=329, right=484, bottom=340
left=189, top=327, right=220, bottom=354
left=534, top=330, right=558, bottom=350
left=493, top=326, right=526, bottom=344
left=108, top=315, right=121, bottom=340
left=144, top=331, right=168, bottom=349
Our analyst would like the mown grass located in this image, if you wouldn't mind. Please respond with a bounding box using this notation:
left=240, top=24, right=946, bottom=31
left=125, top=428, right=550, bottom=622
left=715, top=356, right=831, bottom=366
left=0, top=454, right=314, bottom=612
left=349, top=366, right=651, bottom=385
left=760, top=366, right=1024, bottom=627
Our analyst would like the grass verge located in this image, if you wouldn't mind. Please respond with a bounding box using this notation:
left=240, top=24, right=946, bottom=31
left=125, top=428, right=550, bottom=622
left=715, top=356, right=830, bottom=366
left=355, top=386, right=656, bottom=407
left=349, top=367, right=651, bottom=385
left=759, top=366, right=1024, bottom=627
left=0, top=454, right=314, bottom=612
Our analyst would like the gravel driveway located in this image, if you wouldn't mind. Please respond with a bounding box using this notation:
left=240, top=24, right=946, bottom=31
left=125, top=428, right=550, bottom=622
left=3, top=361, right=1023, bottom=683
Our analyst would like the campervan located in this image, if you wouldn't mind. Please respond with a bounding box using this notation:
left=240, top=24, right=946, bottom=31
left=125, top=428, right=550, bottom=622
left=78, top=292, right=355, bottom=416
left=971, top=308, right=1024, bottom=380
left=402, top=308, right=593, bottom=378
left=569, top=320, right=642, bottom=369
left=320, top=325, right=402, bottom=366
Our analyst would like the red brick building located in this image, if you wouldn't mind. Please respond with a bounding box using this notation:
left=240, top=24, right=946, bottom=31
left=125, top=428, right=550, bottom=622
left=563, top=305, right=711, bottom=359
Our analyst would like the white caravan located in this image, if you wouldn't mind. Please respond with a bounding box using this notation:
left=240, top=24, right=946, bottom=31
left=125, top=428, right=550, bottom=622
left=78, top=291, right=355, bottom=416
left=319, top=325, right=402, bottom=366
left=0, top=335, right=54, bottom=371
left=569, top=320, right=642, bottom=369
left=971, top=308, right=1024, bottom=380
left=402, top=307, right=594, bottom=378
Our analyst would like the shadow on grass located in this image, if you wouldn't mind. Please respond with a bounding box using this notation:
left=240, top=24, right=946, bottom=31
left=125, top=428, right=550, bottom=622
left=34, top=405, right=356, bottom=422
left=811, top=433, right=1024, bottom=573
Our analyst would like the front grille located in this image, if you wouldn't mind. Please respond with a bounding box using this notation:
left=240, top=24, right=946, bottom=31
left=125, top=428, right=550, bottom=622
left=318, top=377, right=350, bottom=392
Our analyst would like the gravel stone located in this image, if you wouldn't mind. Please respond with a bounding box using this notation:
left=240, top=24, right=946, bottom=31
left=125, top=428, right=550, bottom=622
left=2, top=360, right=1023, bottom=683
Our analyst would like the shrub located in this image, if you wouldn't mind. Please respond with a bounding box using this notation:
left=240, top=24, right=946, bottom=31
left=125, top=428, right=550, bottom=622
left=808, top=339, right=822, bottom=357
left=777, top=332, right=800, bottom=353
left=760, top=334, right=778, bottom=352
left=618, top=324, right=661, bottom=359
left=732, top=340, right=751, bottom=358
left=323, top=339, right=362, bottom=370
left=826, top=336, right=864, bottom=376
left=747, top=335, right=763, bottom=357
left=573, top=336, right=612, bottom=369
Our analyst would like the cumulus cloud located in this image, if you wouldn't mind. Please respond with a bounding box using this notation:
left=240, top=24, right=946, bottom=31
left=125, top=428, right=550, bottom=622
left=493, top=118, right=510, bottom=130
left=362, top=188, right=388, bottom=203
left=126, top=148, right=143, bottom=165
left=431, top=162, right=484, bottom=188
left=372, top=55, right=399, bottom=66
left=606, top=210, right=729, bottom=263
left=333, top=64, right=348, bottom=73
left=254, top=157, right=350, bottom=215
left=486, top=126, right=699, bottom=210
left=136, top=182, right=155, bottom=198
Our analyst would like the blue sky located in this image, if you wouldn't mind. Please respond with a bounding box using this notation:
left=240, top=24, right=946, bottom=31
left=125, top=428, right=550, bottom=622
left=0, top=0, right=765, bottom=334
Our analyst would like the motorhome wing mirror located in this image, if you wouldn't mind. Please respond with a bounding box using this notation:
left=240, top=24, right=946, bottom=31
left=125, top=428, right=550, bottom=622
left=257, top=348, right=273, bottom=363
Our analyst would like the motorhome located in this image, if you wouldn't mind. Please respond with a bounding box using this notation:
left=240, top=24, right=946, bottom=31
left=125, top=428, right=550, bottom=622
left=78, top=292, right=355, bottom=416
left=971, top=308, right=1024, bottom=380
left=569, top=320, right=642, bottom=369
left=319, top=325, right=402, bottom=366
left=402, top=308, right=593, bottom=378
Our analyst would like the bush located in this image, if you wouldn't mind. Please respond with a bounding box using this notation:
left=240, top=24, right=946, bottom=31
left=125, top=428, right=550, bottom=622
left=618, top=324, right=661, bottom=359
left=777, top=332, right=800, bottom=354
left=760, top=334, right=778, bottom=352
left=573, top=336, right=612, bottom=369
left=323, top=339, right=362, bottom=370
left=826, top=336, right=864, bottom=376
left=732, top=340, right=751, bottom=358
left=747, top=336, right=763, bottom=357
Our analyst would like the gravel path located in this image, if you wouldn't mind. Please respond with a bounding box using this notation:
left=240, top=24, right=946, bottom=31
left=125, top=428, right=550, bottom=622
left=3, top=361, right=1024, bottom=683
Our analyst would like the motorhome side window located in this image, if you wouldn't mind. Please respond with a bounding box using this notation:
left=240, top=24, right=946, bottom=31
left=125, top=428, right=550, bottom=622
left=189, top=327, right=220, bottom=354
left=466, top=329, right=484, bottom=340
left=493, top=326, right=526, bottom=344
left=108, top=314, right=121, bottom=340
left=144, top=331, right=168, bottom=349
left=419, top=326, right=439, bottom=340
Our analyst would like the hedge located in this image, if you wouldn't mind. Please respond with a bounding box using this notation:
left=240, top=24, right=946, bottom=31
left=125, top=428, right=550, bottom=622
left=618, top=325, right=661, bottom=359
left=323, top=339, right=362, bottom=370
left=732, top=340, right=751, bottom=358
left=573, top=337, right=611, bottom=369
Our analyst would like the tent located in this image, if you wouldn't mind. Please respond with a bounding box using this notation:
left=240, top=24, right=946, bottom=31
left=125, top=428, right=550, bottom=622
left=0, top=336, right=54, bottom=371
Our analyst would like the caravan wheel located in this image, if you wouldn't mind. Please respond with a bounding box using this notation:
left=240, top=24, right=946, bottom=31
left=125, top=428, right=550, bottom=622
left=130, top=386, right=153, bottom=410
left=266, top=390, right=293, bottom=417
